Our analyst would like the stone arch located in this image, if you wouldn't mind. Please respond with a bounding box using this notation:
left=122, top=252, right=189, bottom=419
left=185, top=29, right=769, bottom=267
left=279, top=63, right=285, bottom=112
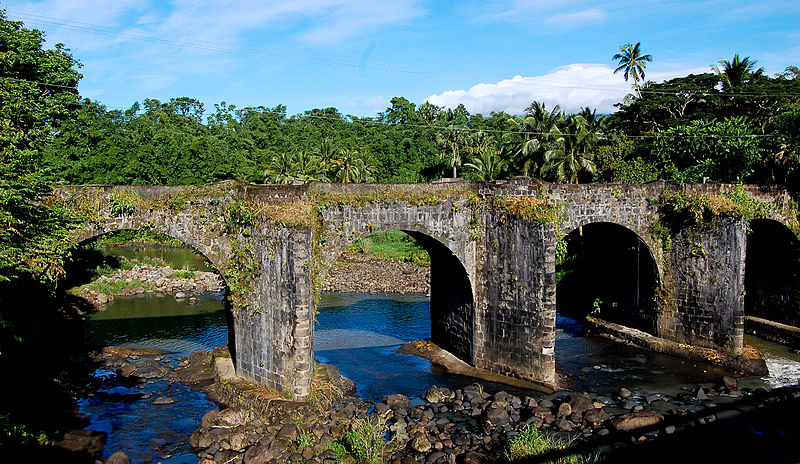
left=319, top=223, right=476, bottom=365
left=745, top=218, right=800, bottom=327
left=72, top=226, right=236, bottom=359
left=556, top=221, right=661, bottom=335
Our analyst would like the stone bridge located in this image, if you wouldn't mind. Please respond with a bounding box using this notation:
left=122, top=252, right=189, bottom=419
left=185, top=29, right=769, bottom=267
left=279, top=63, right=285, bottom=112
left=56, top=179, right=800, bottom=398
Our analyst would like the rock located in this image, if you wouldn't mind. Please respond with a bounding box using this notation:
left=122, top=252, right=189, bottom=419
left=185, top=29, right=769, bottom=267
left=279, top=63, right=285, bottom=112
left=386, top=394, right=411, bottom=411
left=424, top=387, right=453, bottom=404
left=243, top=445, right=274, bottom=464
left=485, top=407, right=511, bottom=426
left=557, top=403, right=572, bottom=417
left=458, top=451, right=489, bottom=464
left=610, top=411, right=664, bottom=431
left=695, top=388, right=707, bottom=401
left=722, top=376, right=738, bottom=389
left=55, top=430, right=106, bottom=459
left=106, top=451, right=130, bottom=464
left=218, top=407, right=245, bottom=427
left=583, top=408, right=609, bottom=425
left=645, top=394, right=661, bottom=404
left=276, top=423, right=300, bottom=441
left=410, top=434, right=432, bottom=453
left=567, top=393, right=594, bottom=414
left=152, top=396, right=176, bottom=405
left=201, top=409, right=220, bottom=428
left=133, top=360, right=166, bottom=379
left=664, top=425, right=676, bottom=435
left=175, top=291, right=186, bottom=299
left=538, top=399, right=554, bottom=409
left=427, top=451, right=446, bottom=462
left=463, top=384, right=483, bottom=397
left=620, top=399, right=637, bottom=410
left=229, top=431, right=250, bottom=451
left=619, top=387, right=632, bottom=398
left=555, top=419, right=573, bottom=431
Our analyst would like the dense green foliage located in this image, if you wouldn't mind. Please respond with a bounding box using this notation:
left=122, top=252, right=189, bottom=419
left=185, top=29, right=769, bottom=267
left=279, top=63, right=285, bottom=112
left=0, top=10, right=85, bottom=450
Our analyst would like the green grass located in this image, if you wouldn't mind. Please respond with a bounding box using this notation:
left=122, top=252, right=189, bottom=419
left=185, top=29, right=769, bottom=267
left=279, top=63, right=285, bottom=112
left=170, top=270, right=196, bottom=279
left=92, top=230, right=183, bottom=247
left=505, top=423, right=597, bottom=463
left=80, top=279, right=155, bottom=296
left=341, top=416, right=388, bottom=464
left=347, top=230, right=430, bottom=266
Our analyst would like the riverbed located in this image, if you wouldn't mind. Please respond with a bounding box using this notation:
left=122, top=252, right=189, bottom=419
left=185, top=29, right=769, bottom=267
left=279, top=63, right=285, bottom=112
left=76, top=248, right=800, bottom=461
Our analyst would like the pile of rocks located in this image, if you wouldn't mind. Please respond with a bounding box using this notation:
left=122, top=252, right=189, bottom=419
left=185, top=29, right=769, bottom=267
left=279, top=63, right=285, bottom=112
left=79, top=265, right=225, bottom=309
left=322, top=253, right=430, bottom=294
left=186, top=375, right=791, bottom=464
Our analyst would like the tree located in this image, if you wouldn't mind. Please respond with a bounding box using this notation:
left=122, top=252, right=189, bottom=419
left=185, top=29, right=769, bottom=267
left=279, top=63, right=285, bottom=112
left=712, top=54, right=764, bottom=92
left=0, top=11, right=81, bottom=287
left=541, top=115, right=599, bottom=183
left=436, top=125, right=469, bottom=178
left=464, top=146, right=508, bottom=181
left=651, top=117, right=764, bottom=183
left=506, top=102, right=563, bottom=176
left=613, top=42, right=653, bottom=98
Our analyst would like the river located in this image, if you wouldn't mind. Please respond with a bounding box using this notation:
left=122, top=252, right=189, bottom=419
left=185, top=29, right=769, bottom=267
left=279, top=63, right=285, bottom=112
left=78, top=248, right=800, bottom=462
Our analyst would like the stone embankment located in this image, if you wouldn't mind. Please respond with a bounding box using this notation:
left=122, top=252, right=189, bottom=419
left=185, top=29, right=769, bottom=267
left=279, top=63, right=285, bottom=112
left=322, top=253, right=430, bottom=294
left=79, top=265, right=224, bottom=309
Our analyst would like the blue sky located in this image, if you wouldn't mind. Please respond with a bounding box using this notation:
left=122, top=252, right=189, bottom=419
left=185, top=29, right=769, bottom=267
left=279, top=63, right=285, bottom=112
left=5, top=0, right=800, bottom=117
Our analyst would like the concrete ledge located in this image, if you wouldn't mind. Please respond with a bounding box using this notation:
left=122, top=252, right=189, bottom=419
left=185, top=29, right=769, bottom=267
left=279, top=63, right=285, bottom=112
left=586, top=316, right=768, bottom=376
left=745, top=316, right=800, bottom=349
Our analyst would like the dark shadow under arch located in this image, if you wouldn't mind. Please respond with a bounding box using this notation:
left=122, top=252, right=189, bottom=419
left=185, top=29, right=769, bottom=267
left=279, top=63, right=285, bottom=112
left=556, top=222, right=660, bottom=334
left=328, top=229, right=475, bottom=364
left=745, top=219, right=800, bottom=327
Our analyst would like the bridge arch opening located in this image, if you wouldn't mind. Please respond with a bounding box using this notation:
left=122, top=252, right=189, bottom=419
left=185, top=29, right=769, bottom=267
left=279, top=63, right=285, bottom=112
left=316, top=229, right=475, bottom=394
left=61, top=229, right=234, bottom=359
left=555, top=222, right=660, bottom=334
left=745, top=219, right=800, bottom=328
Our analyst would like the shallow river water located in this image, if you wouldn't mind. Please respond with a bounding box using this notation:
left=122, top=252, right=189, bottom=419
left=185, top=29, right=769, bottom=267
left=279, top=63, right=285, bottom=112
left=79, top=251, right=800, bottom=462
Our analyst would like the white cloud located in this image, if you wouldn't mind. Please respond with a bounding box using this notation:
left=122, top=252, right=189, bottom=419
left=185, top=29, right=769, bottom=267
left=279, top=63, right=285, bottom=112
left=425, top=64, right=709, bottom=115
left=546, top=8, right=607, bottom=26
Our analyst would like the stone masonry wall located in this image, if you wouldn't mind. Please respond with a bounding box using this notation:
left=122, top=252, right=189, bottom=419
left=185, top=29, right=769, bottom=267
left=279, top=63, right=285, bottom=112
left=476, top=210, right=556, bottom=386
left=664, top=217, right=747, bottom=353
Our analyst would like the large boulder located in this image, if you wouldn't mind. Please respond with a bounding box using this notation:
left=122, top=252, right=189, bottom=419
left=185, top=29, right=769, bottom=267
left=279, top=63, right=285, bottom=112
left=610, top=411, right=664, bottom=431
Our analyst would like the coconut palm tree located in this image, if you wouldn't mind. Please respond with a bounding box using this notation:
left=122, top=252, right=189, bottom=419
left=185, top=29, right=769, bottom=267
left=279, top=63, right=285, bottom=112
left=613, top=42, right=653, bottom=98
left=464, top=146, right=508, bottom=181
left=541, top=115, right=599, bottom=183
left=712, top=54, right=764, bottom=92
left=507, top=102, right=563, bottom=176
left=436, top=125, right=469, bottom=178
left=331, top=148, right=373, bottom=183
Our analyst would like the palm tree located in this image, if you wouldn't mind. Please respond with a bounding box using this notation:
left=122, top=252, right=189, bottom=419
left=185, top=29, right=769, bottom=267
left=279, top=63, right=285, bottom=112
left=331, top=148, right=373, bottom=183
left=507, top=102, right=563, bottom=176
left=541, top=115, right=599, bottom=183
left=613, top=42, right=653, bottom=98
left=264, top=151, right=300, bottom=184
left=712, top=54, right=764, bottom=91
left=436, top=125, right=469, bottom=178
left=464, top=146, right=508, bottom=181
